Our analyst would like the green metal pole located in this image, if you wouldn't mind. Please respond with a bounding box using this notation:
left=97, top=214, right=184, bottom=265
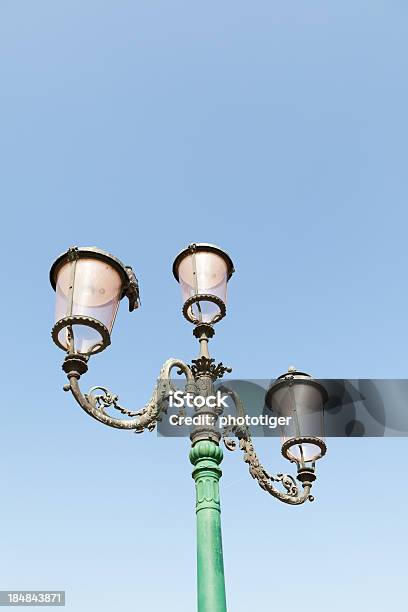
left=190, top=440, right=227, bottom=612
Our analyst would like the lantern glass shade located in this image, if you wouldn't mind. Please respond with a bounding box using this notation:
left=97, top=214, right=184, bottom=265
left=173, top=244, right=234, bottom=325
left=178, top=251, right=228, bottom=322
left=266, top=375, right=326, bottom=464
left=54, top=257, right=123, bottom=353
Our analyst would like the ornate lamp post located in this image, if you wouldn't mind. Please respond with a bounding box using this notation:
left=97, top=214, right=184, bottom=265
left=50, top=243, right=328, bottom=612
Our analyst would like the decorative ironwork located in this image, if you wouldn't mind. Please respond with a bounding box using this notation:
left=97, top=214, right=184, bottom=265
left=67, top=245, right=79, bottom=261
left=62, top=354, right=89, bottom=380
left=193, top=323, right=215, bottom=340
left=124, top=266, right=141, bottom=312
left=190, top=357, right=232, bottom=381
left=238, top=436, right=314, bottom=504
left=63, top=356, right=195, bottom=433
left=281, top=436, right=327, bottom=463
left=219, top=385, right=315, bottom=505
left=52, top=316, right=111, bottom=355
left=183, top=294, right=226, bottom=325
left=87, top=387, right=139, bottom=417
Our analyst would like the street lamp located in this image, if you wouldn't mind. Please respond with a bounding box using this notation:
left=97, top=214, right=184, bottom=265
left=50, top=242, right=328, bottom=612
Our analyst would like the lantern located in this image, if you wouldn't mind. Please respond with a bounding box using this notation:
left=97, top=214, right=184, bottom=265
left=265, top=369, right=328, bottom=466
left=50, top=246, right=139, bottom=355
left=172, top=243, right=234, bottom=325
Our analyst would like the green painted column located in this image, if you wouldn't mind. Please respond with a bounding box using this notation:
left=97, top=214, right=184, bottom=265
left=190, top=440, right=227, bottom=612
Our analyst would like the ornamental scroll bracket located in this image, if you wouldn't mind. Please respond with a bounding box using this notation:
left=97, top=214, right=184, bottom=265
left=218, top=385, right=316, bottom=505
left=62, top=355, right=195, bottom=433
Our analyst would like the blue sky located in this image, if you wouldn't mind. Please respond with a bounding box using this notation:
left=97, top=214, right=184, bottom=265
left=0, top=2, right=407, bottom=610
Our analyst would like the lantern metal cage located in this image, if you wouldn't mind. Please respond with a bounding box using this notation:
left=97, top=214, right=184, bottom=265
left=265, top=369, right=328, bottom=471
left=172, top=243, right=234, bottom=325
left=50, top=246, right=140, bottom=356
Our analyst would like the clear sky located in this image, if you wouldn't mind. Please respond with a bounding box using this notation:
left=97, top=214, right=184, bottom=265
left=0, top=2, right=407, bottom=611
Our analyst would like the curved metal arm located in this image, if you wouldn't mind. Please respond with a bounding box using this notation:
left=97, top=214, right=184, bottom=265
left=234, top=436, right=313, bottom=505
left=218, top=385, right=314, bottom=505
left=66, top=358, right=195, bottom=433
